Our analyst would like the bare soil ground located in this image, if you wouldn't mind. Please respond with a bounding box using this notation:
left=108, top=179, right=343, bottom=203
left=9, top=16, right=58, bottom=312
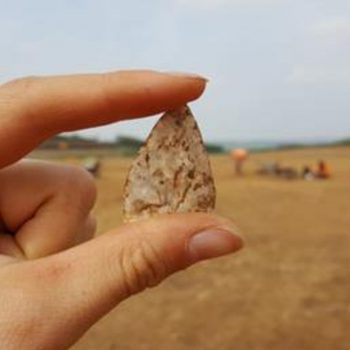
left=39, top=147, right=350, bottom=350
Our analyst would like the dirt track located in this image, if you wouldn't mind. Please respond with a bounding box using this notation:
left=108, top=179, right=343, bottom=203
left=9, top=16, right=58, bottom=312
left=62, top=147, right=350, bottom=350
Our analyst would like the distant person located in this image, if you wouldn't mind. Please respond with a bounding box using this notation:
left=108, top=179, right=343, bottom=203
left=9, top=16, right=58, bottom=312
left=302, top=165, right=315, bottom=181
left=315, top=160, right=331, bottom=179
left=83, top=157, right=101, bottom=177
left=257, top=161, right=279, bottom=176
left=230, top=148, right=248, bottom=175
left=0, top=70, right=243, bottom=349
left=276, top=164, right=298, bottom=180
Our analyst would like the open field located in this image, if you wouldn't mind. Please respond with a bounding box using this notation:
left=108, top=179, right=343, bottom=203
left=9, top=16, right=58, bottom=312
left=33, top=147, right=350, bottom=350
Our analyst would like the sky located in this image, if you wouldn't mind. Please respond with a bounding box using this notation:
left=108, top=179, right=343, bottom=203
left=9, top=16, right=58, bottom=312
left=1, top=0, right=350, bottom=142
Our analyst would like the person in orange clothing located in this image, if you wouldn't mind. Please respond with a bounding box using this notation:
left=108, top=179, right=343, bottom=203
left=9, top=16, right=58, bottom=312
left=230, top=148, right=248, bottom=175
left=316, top=160, right=331, bottom=179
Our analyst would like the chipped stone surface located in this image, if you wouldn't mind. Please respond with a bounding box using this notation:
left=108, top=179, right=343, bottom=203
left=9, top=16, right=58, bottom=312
left=123, top=105, right=216, bottom=222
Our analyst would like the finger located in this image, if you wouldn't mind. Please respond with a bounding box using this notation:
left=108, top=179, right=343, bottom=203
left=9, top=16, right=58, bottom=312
left=0, top=160, right=96, bottom=258
left=0, top=234, right=24, bottom=260
left=74, top=215, right=97, bottom=245
left=0, top=70, right=207, bottom=167
left=27, top=213, right=242, bottom=348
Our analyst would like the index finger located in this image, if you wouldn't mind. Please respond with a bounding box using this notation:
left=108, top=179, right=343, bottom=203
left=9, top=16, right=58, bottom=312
left=0, top=70, right=207, bottom=167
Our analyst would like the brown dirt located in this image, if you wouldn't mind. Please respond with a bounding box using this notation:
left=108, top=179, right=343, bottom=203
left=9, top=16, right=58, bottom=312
left=58, top=147, right=350, bottom=350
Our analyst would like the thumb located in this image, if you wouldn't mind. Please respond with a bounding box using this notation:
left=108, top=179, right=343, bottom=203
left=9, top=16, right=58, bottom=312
left=34, top=213, right=242, bottom=347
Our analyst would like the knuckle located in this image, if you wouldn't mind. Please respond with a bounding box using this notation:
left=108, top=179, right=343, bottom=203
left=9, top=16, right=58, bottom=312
left=59, top=165, right=97, bottom=212
left=0, top=76, right=40, bottom=116
left=86, top=215, right=97, bottom=236
left=117, top=238, right=168, bottom=296
left=99, top=73, right=119, bottom=112
left=76, top=215, right=97, bottom=244
left=0, top=76, right=46, bottom=135
left=2, top=76, right=41, bottom=92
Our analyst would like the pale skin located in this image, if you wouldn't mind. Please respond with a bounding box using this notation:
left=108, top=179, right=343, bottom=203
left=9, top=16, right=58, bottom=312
left=0, top=70, right=243, bottom=350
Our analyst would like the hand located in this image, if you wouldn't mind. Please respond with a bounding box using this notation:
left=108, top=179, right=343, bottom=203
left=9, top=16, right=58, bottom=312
left=0, top=70, right=243, bottom=350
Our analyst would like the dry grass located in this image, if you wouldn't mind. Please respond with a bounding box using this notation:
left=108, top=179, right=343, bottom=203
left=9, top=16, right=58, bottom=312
left=46, top=147, right=350, bottom=350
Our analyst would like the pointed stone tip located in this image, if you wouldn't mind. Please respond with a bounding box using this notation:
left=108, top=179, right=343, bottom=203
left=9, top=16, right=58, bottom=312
left=123, top=104, right=216, bottom=222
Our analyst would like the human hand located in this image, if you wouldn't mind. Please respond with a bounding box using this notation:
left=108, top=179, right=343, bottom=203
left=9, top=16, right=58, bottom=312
left=0, top=70, right=243, bottom=350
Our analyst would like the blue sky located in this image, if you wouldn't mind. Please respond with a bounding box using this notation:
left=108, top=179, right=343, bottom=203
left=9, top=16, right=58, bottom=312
left=1, top=0, right=350, bottom=142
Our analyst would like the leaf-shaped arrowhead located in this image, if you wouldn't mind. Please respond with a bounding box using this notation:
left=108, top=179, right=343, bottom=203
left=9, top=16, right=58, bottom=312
left=123, top=105, right=216, bottom=222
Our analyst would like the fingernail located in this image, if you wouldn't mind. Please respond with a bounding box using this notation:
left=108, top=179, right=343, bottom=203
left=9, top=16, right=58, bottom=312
left=188, top=228, right=243, bottom=262
left=164, top=71, right=209, bottom=82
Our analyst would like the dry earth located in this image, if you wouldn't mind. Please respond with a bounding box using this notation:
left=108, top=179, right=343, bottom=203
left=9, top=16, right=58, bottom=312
left=35, top=147, right=350, bottom=350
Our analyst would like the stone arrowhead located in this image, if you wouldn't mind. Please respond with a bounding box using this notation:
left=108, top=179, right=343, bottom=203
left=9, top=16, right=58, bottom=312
left=123, top=105, right=216, bottom=222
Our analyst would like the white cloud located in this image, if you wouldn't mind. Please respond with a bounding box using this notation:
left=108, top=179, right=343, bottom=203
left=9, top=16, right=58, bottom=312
left=310, top=16, right=350, bottom=37
left=287, top=15, right=350, bottom=84
left=177, top=0, right=235, bottom=6
left=288, top=64, right=350, bottom=84
left=308, top=16, right=350, bottom=50
left=175, top=0, right=280, bottom=9
left=17, top=41, right=43, bottom=55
